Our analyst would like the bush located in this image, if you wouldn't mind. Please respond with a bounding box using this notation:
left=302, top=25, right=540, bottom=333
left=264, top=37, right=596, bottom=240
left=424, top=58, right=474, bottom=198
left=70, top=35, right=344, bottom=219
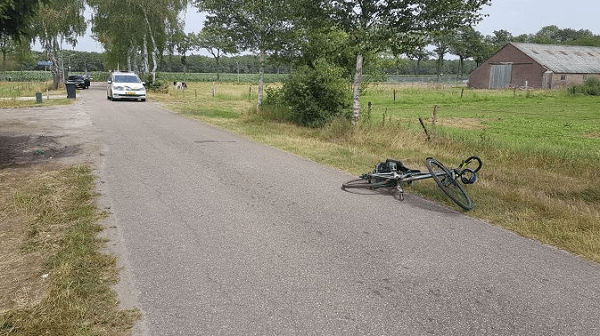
left=568, top=77, right=600, bottom=96
left=263, top=60, right=351, bottom=127
left=141, top=73, right=169, bottom=92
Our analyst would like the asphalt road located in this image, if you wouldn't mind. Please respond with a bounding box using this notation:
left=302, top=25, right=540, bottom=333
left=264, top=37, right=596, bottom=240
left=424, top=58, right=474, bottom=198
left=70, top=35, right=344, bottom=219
left=80, top=83, right=600, bottom=335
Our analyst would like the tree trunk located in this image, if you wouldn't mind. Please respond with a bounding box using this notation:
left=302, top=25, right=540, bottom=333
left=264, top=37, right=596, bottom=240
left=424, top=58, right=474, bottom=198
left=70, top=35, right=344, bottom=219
left=352, top=54, right=363, bottom=123
left=151, top=45, right=157, bottom=82
left=47, top=39, right=60, bottom=90
left=257, top=49, right=264, bottom=111
left=127, top=48, right=132, bottom=71
left=143, top=36, right=149, bottom=73
left=143, top=13, right=158, bottom=81
left=216, top=56, right=220, bottom=81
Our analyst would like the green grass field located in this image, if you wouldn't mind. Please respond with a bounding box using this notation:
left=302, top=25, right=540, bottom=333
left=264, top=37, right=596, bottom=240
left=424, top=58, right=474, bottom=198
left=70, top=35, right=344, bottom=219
left=364, top=84, right=600, bottom=159
left=153, top=82, right=600, bottom=264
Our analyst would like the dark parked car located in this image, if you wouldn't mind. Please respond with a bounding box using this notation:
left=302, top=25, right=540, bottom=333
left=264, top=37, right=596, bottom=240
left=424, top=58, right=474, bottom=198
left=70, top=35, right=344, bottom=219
left=67, top=74, right=90, bottom=89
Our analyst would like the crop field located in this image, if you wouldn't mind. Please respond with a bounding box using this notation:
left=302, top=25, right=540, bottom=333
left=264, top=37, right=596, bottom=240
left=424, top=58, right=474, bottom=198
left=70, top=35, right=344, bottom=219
left=0, top=81, right=72, bottom=108
left=0, top=81, right=54, bottom=97
left=154, top=82, right=600, bottom=264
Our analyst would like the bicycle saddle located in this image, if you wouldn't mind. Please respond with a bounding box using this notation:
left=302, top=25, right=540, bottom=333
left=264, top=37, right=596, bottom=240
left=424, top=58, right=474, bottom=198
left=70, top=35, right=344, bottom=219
left=385, top=159, right=421, bottom=173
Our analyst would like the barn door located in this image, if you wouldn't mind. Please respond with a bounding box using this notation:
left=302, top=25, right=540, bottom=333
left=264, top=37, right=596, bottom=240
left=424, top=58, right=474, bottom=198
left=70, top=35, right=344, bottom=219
left=489, top=64, right=512, bottom=89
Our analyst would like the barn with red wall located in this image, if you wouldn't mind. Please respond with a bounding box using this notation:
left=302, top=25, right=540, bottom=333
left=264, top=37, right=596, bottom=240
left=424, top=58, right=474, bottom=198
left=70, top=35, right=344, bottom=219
left=469, top=42, right=600, bottom=89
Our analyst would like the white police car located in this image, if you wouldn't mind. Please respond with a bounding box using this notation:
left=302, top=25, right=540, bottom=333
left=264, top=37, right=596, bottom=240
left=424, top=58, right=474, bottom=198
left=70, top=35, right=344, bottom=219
left=107, top=71, right=146, bottom=102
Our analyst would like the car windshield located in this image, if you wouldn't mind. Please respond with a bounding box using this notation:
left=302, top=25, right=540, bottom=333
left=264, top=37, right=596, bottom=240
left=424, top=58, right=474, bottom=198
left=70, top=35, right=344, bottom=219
left=114, top=75, right=141, bottom=83
left=68, top=76, right=82, bottom=80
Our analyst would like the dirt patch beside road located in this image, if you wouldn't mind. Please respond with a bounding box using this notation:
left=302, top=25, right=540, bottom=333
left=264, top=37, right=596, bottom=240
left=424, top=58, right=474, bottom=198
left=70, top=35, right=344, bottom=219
left=0, top=91, right=99, bottom=168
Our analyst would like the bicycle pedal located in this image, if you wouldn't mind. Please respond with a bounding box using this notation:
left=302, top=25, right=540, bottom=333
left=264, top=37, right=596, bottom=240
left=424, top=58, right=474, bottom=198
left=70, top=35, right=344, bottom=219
left=396, top=186, right=405, bottom=201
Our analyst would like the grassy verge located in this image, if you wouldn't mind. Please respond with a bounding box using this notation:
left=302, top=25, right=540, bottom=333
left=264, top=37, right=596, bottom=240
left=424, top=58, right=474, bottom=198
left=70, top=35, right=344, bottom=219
left=152, top=82, right=600, bottom=264
left=0, top=164, right=140, bottom=335
left=0, top=81, right=73, bottom=108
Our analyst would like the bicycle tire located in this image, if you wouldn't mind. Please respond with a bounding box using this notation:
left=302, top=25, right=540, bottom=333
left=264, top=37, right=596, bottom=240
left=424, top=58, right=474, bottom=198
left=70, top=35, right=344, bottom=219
left=425, top=158, right=473, bottom=211
left=342, top=177, right=393, bottom=190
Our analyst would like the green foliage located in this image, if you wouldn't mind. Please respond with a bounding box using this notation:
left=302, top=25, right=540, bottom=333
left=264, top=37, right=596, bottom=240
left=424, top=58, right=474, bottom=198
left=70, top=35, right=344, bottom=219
left=568, top=77, right=600, bottom=96
left=264, top=60, right=351, bottom=127
left=197, top=0, right=295, bottom=54
left=288, top=27, right=356, bottom=77
left=0, top=0, right=46, bottom=40
left=88, top=0, right=187, bottom=71
left=141, top=73, right=169, bottom=92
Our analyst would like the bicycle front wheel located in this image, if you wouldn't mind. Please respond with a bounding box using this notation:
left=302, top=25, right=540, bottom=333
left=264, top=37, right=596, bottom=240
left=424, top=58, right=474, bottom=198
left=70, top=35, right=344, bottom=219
left=426, top=158, right=473, bottom=210
left=342, top=177, right=392, bottom=190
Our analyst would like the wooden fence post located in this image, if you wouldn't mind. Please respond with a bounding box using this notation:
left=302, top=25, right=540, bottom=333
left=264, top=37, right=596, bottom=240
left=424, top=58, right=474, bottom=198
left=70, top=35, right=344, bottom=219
left=419, top=117, right=431, bottom=141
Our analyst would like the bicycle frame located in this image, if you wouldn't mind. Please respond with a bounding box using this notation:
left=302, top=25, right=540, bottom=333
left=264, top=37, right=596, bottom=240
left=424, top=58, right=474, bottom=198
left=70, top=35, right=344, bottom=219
left=343, top=156, right=482, bottom=210
left=360, top=170, right=444, bottom=201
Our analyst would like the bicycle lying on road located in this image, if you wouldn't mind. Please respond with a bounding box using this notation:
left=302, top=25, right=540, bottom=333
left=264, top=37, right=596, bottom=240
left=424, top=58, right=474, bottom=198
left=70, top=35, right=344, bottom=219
left=342, top=156, right=482, bottom=211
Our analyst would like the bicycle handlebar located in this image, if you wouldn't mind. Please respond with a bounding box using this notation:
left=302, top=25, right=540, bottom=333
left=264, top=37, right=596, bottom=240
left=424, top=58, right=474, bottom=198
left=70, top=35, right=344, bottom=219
left=459, top=156, right=482, bottom=173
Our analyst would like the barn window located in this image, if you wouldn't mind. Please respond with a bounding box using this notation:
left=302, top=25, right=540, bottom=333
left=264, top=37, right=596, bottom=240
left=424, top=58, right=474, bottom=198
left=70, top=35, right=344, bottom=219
left=560, top=75, right=567, bottom=80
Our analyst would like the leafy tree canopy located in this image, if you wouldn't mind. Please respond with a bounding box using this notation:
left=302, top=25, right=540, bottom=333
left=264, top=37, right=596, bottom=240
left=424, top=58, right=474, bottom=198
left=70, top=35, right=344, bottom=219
left=0, top=0, right=46, bottom=40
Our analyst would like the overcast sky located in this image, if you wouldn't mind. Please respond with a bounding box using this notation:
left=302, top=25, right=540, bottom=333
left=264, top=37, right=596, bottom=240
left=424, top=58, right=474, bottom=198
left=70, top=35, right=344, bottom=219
left=68, top=0, right=600, bottom=53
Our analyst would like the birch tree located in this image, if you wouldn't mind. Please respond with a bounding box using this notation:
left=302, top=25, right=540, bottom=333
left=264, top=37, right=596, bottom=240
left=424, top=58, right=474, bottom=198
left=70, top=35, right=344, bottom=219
left=31, top=0, right=86, bottom=88
left=89, top=0, right=187, bottom=76
left=194, top=0, right=295, bottom=110
left=197, top=26, right=237, bottom=81
left=320, top=0, right=491, bottom=122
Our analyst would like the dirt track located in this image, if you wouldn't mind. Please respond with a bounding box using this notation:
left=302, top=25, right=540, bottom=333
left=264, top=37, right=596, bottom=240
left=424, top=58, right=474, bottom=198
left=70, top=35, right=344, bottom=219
left=0, top=88, right=99, bottom=168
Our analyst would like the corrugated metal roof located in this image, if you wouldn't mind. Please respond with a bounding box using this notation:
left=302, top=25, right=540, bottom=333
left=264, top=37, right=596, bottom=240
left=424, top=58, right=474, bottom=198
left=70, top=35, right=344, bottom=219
left=511, top=42, right=600, bottom=73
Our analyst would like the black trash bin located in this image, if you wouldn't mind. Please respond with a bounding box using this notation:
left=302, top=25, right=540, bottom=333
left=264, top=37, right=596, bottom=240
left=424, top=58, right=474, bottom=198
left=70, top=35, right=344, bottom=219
left=65, top=82, right=76, bottom=99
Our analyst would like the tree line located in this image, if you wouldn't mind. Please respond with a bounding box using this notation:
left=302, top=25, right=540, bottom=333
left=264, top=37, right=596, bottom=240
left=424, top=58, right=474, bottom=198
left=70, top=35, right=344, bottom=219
left=1, top=0, right=598, bottom=79
left=4, top=49, right=480, bottom=79
left=1, top=0, right=600, bottom=124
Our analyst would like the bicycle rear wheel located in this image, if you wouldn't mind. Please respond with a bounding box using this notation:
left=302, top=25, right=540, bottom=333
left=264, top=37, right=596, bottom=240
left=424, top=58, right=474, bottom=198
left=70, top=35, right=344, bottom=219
left=342, top=177, right=392, bottom=190
left=425, top=158, right=473, bottom=210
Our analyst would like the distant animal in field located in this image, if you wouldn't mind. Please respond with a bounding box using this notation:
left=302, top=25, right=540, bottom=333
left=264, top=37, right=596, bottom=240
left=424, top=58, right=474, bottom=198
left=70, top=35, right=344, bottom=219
left=173, top=81, right=188, bottom=89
